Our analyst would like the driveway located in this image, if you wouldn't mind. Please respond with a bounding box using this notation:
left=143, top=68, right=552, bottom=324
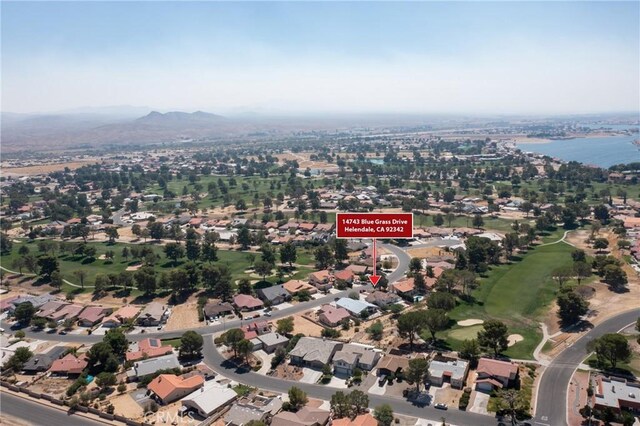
left=368, top=379, right=387, bottom=395
left=469, top=391, right=490, bottom=415
left=300, top=368, right=322, bottom=384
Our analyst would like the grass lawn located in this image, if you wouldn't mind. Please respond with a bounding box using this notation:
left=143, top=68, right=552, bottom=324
left=2, top=239, right=318, bottom=298
left=412, top=213, right=515, bottom=233
left=161, top=338, right=182, bottom=348
left=442, top=237, right=574, bottom=359
left=448, top=325, right=483, bottom=341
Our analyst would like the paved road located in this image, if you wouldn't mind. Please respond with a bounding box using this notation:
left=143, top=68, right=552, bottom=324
left=0, top=392, right=106, bottom=426
left=533, top=308, right=640, bottom=426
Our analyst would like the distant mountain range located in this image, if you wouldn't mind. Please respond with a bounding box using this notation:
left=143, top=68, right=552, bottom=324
left=1, top=110, right=235, bottom=151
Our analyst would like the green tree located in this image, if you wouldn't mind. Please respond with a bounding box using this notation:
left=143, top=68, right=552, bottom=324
left=477, top=320, right=509, bottom=357
left=164, top=242, right=185, bottom=266
left=276, top=317, right=295, bottom=335
left=254, top=260, right=273, bottom=281
left=557, top=290, right=589, bottom=326
left=202, top=264, right=233, bottom=301
left=573, top=261, right=591, bottom=285
left=105, top=227, right=119, bottom=244
left=31, top=317, right=47, bottom=329
left=103, top=328, right=128, bottom=356
left=459, top=339, right=481, bottom=366
left=421, top=309, right=448, bottom=342
left=288, top=386, right=308, bottom=411
left=38, top=256, right=59, bottom=280
left=237, top=339, right=253, bottom=364
left=14, top=302, right=36, bottom=324
left=3, top=347, right=33, bottom=371
left=374, top=404, right=394, bottom=426
left=603, top=264, right=627, bottom=290
left=96, top=372, right=117, bottom=389
left=397, top=310, right=426, bottom=350
left=333, top=238, right=349, bottom=264
left=185, top=234, right=201, bottom=261
left=224, top=328, right=245, bottom=358
left=405, top=358, right=430, bottom=393
left=237, top=226, right=252, bottom=250
left=237, top=278, right=253, bottom=295
left=134, top=266, right=157, bottom=295
left=366, top=320, right=384, bottom=341
left=314, top=244, right=334, bottom=269
left=409, top=257, right=423, bottom=275
left=179, top=330, right=204, bottom=359
left=587, top=333, right=632, bottom=369
left=201, top=240, right=218, bottom=263
left=330, top=391, right=351, bottom=419
left=427, top=292, right=456, bottom=311
left=280, top=242, right=297, bottom=268
left=472, top=214, right=484, bottom=229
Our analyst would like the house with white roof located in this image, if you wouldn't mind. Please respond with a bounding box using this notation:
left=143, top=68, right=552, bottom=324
left=335, top=297, right=378, bottom=317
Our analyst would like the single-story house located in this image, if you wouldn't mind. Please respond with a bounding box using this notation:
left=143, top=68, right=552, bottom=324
left=49, top=353, right=88, bottom=376
left=345, top=264, right=368, bottom=275
left=283, top=280, right=318, bottom=296
left=126, top=338, right=174, bottom=362
left=335, top=297, right=378, bottom=317
left=390, top=278, right=416, bottom=300
left=308, top=270, right=333, bottom=291
left=102, top=305, right=141, bottom=327
left=128, top=353, right=181, bottom=380
left=332, top=413, right=378, bottom=426
left=233, top=294, right=264, bottom=311
left=334, top=270, right=355, bottom=285
left=255, top=332, right=289, bottom=353
left=365, top=291, right=401, bottom=308
left=77, top=306, right=112, bottom=327
left=203, top=301, right=234, bottom=320
left=376, top=354, right=410, bottom=377
left=289, top=337, right=342, bottom=370
left=333, top=344, right=381, bottom=376
left=36, top=301, right=69, bottom=320
left=22, top=346, right=67, bottom=374
left=593, top=377, right=640, bottom=413
left=429, top=358, right=469, bottom=389
left=271, top=406, right=330, bottom=426
left=147, top=374, right=204, bottom=405
left=224, top=394, right=283, bottom=426
left=181, top=382, right=238, bottom=418
left=46, top=304, right=84, bottom=322
left=136, top=302, right=168, bottom=326
left=256, top=285, right=291, bottom=306
left=318, top=304, right=351, bottom=327
left=475, top=358, right=519, bottom=392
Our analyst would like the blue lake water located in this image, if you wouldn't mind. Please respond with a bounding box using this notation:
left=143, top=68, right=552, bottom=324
left=516, top=134, right=639, bottom=168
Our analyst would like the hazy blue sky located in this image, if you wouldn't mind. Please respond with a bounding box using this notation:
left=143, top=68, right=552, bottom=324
left=2, top=1, right=639, bottom=115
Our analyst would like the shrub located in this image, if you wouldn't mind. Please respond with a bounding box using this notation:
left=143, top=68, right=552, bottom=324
left=459, top=389, right=471, bottom=410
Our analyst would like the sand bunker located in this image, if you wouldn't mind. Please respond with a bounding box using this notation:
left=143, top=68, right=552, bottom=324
left=125, top=264, right=142, bottom=271
left=508, top=334, right=524, bottom=347
left=457, top=319, right=484, bottom=327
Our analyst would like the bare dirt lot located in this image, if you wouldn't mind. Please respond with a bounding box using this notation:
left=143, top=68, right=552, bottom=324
left=164, top=297, right=200, bottom=331
left=27, top=377, right=74, bottom=398
left=110, top=393, right=144, bottom=419
left=1, top=160, right=98, bottom=177
left=292, top=314, right=324, bottom=337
